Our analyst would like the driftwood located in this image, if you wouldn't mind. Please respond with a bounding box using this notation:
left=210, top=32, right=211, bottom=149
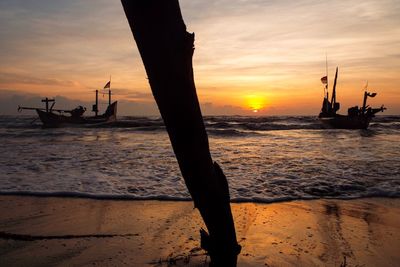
left=121, top=0, right=241, bottom=265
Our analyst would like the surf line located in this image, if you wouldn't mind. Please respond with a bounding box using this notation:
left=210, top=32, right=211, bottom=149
left=0, top=231, right=138, bottom=241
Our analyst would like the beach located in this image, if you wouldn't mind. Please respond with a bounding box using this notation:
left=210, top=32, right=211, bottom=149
left=1, top=116, right=399, bottom=266
left=1, top=196, right=399, bottom=266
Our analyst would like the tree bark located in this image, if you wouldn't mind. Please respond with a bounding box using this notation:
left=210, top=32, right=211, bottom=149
left=121, top=0, right=240, bottom=265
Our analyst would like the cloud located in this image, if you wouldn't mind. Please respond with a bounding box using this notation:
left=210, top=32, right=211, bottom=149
left=0, top=89, right=158, bottom=116
left=0, top=89, right=275, bottom=116
left=201, top=102, right=247, bottom=115
left=0, top=0, right=399, bottom=115
left=0, top=72, right=79, bottom=87
left=111, top=89, right=154, bottom=102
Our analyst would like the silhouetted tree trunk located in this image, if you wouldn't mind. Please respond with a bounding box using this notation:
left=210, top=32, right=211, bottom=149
left=121, top=0, right=241, bottom=265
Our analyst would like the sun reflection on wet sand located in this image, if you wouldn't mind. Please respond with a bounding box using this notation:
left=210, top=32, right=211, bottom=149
left=1, top=196, right=398, bottom=266
left=233, top=199, right=400, bottom=266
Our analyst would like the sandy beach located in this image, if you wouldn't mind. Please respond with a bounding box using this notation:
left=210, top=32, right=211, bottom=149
left=0, top=196, right=399, bottom=266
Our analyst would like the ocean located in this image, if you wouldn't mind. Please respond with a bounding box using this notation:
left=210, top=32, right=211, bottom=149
left=0, top=115, right=399, bottom=203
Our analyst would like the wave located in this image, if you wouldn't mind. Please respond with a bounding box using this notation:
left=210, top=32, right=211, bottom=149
left=2, top=115, right=399, bottom=132
left=369, top=122, right=400, bottom=130
left=1, top=190, right=398, bottom=203
left=206, top=129, right=259, bottom=137
left=0, top=191, right=192, bottom=201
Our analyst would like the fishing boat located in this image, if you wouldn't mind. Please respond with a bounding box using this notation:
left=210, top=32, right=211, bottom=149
left=18, top=80, right=117, bottom=128
left=318, top=67, right=386, bottom=129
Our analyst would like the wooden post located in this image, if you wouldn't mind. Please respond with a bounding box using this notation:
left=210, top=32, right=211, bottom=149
left=121, top=0, right=240, bottom=265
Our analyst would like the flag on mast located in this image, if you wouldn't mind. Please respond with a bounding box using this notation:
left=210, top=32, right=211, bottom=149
left=321, top=76, right=328, bottom=84
left=104, top=81, right=111, bottom=89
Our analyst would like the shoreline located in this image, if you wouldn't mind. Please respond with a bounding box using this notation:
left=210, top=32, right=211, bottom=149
left=1, top=191, right=399, bottom=203
left=1, top=196, right=399, bottom=266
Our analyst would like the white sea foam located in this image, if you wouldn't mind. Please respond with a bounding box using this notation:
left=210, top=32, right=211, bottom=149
left=0, top=116, right=399, bottom=202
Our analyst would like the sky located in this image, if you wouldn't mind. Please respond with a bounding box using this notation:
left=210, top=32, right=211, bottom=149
left=0, top=0, right=399, bottom=115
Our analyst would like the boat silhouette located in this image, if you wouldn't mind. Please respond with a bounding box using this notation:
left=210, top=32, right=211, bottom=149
left=18, top=81, right=117, bottom=128
left=318, top=67, right=386, bottom=129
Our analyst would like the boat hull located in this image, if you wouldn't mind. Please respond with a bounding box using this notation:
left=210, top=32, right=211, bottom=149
left=319, top=114, right=371, bottom=129
left=36, top=101, right=117, bottom=128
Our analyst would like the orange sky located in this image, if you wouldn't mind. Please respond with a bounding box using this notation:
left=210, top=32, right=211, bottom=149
left=0, top=0, right=399, bottom=115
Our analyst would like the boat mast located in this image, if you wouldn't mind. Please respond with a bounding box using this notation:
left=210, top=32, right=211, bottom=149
left=325, top=54, right=329, bottom=100
left=325, top=54, right=329, bottom=111
left=331, top=67, right=338, bottom=109
left=94, top=90, right=99, bottom=116
left=108, top=75, right=112, bottom=106
left=41, top=97, right=55, bottom=113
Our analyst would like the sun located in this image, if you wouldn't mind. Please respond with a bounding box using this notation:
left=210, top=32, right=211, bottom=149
left=245, top=95, right=265, bottom=113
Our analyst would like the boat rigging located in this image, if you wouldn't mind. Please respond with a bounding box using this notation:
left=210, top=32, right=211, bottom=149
left=318, top=67, right=386, bottom=129
left=18, top=80, right=117, bottom=128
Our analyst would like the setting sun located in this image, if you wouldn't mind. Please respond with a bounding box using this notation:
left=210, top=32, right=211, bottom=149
left=245, top=95, right=266, bottom=113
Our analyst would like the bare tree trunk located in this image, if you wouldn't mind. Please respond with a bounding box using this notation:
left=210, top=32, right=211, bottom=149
left=121, top=0, right=241, bottom=265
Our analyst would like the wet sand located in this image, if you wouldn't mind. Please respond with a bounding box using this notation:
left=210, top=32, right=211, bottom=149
left=0, top=196, right=399, bottom=266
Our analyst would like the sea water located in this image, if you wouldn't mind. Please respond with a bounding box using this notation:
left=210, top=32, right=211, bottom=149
left=0, top=115, right=399, bottom=202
